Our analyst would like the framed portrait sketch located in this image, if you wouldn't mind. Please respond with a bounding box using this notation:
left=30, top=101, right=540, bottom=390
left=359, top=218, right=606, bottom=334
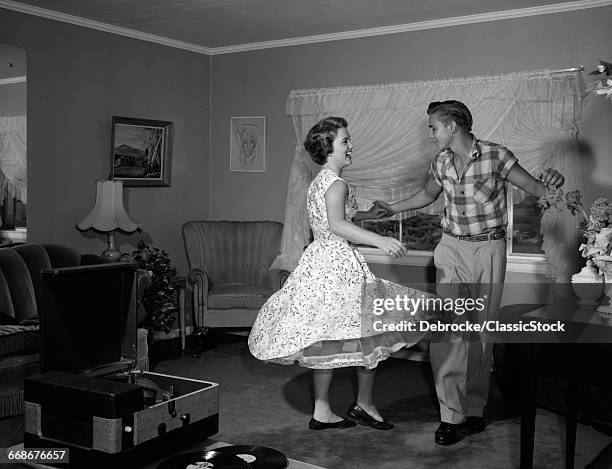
left=110, top=116, right=174, bottom=186
left=230, top=116, right=266, bottom=172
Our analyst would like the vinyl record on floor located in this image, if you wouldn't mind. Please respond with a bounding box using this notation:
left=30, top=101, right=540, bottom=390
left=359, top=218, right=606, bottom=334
left=215, top=445, right=288, bottom=469
left=156, top=450, right=251, bottom=469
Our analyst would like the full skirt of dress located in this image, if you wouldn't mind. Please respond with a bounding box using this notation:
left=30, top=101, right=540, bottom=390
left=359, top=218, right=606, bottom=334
left=248, top=239, right=438, bottom=369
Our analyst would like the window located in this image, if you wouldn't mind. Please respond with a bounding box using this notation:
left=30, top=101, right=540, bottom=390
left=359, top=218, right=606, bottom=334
left=357, top=188, right=547, bottom=272
left=507, top=191, right=544, bottom=256
left=359, top=211, right=442, bottom=251
left=0, top=186, right=27, bottom=244
left=1, top=189, right=26, bottom=230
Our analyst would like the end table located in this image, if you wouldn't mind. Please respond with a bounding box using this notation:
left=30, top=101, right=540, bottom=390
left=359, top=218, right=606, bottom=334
left=171, top=276, right=187, bottom=352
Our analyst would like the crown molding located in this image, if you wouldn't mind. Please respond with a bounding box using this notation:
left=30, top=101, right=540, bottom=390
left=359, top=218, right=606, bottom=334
left=1, top=0, right=610, bottom=56
left=0, top=76, right=26, bottom=85
left=0, top=0, right=214, bottom=55
left=211, top=0, right=612, bottom=54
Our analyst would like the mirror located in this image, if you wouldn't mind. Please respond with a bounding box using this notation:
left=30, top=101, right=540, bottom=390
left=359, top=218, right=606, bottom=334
left=0, top=44, right=27, bottom=243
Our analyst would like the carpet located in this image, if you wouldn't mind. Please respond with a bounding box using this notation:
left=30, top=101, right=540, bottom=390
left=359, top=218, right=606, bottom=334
left=151, top=336, right=611, bottom=469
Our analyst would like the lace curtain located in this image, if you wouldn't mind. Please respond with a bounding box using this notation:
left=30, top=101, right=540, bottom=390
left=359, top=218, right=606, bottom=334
left=0, top=115, right=27, bottom=207
left=271, top=70, right=586, bottom=282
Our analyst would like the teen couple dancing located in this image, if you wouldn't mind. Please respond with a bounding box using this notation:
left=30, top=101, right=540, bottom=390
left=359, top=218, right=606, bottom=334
left=248, top=101, right=564, bottom=445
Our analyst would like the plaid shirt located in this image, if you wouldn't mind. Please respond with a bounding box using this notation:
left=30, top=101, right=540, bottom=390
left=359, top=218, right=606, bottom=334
left=429, top=137, right=517, bottom=236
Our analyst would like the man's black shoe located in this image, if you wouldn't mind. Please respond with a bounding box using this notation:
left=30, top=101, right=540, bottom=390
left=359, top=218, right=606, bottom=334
left=463, top=416, right=485, bottom=433
left=434, top=422, right=460, bottom=445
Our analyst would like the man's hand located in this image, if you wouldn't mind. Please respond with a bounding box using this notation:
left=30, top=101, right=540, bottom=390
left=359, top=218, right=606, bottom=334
left=538, top=168, right=565, bottom=188
left=353, top=203, right=394, bottom=222
left=372, top=201, right=395, bottom=218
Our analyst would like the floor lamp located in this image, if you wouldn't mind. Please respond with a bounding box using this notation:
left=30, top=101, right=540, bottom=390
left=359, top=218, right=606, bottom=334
left=77, top=180, right=140, bottom=261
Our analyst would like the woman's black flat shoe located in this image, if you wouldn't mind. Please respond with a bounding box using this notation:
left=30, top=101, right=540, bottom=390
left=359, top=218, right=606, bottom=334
left=309, top=417, right=356, bottom=430
left=347, top=403, right=394, bottom=430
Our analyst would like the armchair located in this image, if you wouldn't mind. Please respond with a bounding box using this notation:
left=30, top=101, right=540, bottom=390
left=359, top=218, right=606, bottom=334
left=182, top=221, right=288, bottom=353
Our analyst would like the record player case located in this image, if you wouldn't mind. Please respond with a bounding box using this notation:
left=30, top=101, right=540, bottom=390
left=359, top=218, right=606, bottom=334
left=23, top=263, right=219, bottom=468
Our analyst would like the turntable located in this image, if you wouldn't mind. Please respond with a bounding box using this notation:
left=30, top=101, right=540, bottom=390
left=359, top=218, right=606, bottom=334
left=23, top=263, right=219, bottom=468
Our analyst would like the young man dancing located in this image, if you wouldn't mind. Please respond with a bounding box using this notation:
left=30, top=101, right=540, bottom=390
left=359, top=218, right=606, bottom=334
left=375, top=100, right=564, bottom=445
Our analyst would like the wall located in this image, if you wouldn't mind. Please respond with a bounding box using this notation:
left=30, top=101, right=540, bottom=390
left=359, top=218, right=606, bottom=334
left=209, top=6, right=612, bottom=299
left=0, top=82, right=26, bottom=115
left=210, top=7, right=612, bottom=223
left=1, top=5, right=610, bottom=293
left=0, top=8, right=211, bottom=276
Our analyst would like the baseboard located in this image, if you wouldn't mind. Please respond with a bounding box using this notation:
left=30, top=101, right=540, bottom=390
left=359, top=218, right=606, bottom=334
left=152, top=326, right=195, bottom=341
left=151, top=325, right=252, bottom=341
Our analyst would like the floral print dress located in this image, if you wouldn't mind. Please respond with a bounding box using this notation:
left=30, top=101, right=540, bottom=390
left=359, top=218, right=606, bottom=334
left=248, top=168, right=437, bottom=369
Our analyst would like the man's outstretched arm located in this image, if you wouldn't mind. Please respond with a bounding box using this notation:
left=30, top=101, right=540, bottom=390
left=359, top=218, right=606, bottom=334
left=506, top=165, right=565, bottom=198
left=374, top=174, right=442, bottom=215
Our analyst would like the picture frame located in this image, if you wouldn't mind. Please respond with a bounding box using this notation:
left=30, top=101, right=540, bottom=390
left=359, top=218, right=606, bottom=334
left=110, top=116, right=174, bottom=186
left=230, top=116, right=266, bottom=172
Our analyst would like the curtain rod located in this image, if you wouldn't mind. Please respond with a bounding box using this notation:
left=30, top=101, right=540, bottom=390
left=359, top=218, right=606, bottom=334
left=550, top=66, right=584, bottom=73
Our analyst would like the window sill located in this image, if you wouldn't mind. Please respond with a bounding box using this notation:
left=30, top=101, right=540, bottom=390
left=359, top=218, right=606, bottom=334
left=359, top=247, right=433, bottom=266
left=358, top=247, right=548, bottom=274
left=506, top=254, right=549, bottom=275
left=0, top=228, right=27, bottom=244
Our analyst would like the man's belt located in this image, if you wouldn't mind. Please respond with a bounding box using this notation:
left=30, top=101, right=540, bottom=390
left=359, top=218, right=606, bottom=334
left=443, top=229, right=506, bottom=242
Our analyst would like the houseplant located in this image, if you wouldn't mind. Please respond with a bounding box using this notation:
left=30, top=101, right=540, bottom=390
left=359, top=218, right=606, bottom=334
left=539, top=189, right=612, bottom=273
left=565, top=191, right=612, bottom=276
left=539, top=189, right=612, bottom=305
left=129, top=240, right=178, bottom=337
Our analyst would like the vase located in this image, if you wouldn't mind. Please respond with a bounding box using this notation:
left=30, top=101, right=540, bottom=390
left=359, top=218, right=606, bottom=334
left=604, top=273, right=612, bottom=300
left=596, top=274, right=612, bottom=324
left=571, top=265, right=604, bottom=307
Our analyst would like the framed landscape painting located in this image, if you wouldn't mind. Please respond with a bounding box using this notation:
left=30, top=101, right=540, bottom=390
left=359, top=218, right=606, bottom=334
left=110, top=116, right=174, bottom=186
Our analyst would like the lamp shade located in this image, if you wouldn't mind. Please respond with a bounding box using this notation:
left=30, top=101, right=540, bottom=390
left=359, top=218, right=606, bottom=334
left=77, top=180, right=139, bottom=232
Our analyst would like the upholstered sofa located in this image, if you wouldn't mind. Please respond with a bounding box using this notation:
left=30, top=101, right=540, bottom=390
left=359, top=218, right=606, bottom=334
left=182, top=221, right=287, bottom=351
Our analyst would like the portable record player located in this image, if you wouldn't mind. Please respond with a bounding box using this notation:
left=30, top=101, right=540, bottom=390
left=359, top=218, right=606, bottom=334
left=23, top=263, right=219, bottom=469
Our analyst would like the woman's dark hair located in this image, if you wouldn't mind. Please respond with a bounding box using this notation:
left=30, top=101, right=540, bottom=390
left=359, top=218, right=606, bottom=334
left=427, top=100, right=473, bottom=133
left=304, top=117, right=348, bottom=165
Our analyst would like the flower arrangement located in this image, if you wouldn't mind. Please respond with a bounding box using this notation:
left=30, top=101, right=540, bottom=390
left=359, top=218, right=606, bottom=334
left=589, top=59, right=612, bottom=102
left=129, top=240, right=178, bottom=335
left=539, top=189, right=612, bottom=275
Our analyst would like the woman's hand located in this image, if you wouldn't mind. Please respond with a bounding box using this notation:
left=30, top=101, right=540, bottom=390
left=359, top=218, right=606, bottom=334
left=376, top=237, right=409, bottom=257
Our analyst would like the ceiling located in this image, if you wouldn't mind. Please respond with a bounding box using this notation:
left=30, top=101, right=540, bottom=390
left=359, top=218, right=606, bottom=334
left=0, top=0, right=600, bottom=53
left=0, top=0, right=606, bottom=78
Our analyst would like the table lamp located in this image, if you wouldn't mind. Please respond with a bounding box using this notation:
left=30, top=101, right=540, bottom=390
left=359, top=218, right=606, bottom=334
left=77, top=180, right=140, bottom=261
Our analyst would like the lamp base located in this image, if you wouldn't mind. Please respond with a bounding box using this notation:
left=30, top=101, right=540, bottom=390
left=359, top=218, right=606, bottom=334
left=101, top=231, right=122, bottom=262
left=101, top=248, right=122, bottom=262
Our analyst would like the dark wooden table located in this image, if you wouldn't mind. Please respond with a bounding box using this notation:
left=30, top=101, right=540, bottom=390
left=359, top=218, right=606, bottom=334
left=516, top=301, right=612, bottom=469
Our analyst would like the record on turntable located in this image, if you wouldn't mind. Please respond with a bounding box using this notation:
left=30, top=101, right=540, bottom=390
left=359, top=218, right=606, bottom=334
left=157, top=450, right=251, bottom=469
left=215, top=445, right=288, bottom=469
